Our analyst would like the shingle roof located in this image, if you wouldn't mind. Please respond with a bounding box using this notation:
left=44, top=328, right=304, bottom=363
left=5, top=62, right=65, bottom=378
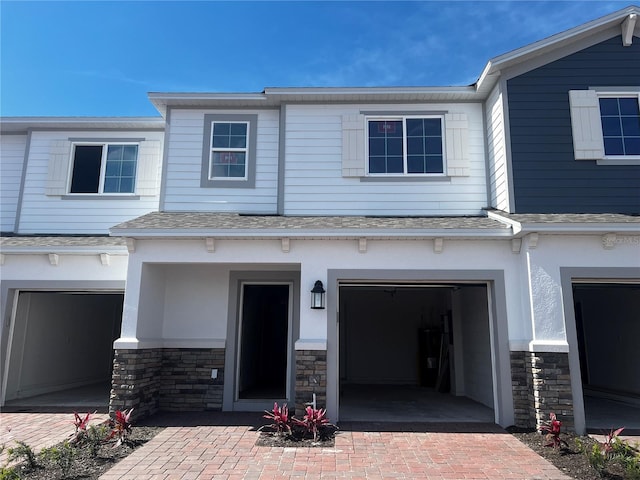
left=110, top=212, right=510, bottom=237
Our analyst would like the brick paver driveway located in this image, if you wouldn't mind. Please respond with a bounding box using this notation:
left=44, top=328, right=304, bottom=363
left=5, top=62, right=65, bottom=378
left=1, top=411, right=571, bottom=479
left=99, top=414, right=570, bottom=480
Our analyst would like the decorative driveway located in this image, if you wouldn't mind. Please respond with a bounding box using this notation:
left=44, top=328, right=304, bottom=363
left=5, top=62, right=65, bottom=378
left=99, top=414, right=570, bottom=480
left=1, top=411, right=571, bottom=479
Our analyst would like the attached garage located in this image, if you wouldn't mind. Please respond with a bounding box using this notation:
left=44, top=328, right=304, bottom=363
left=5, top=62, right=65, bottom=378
left=572, top=282, right=640, bottom=429
left=337, top=283, right=496, bottom=422
left=3, top=291, right=123, bottom=408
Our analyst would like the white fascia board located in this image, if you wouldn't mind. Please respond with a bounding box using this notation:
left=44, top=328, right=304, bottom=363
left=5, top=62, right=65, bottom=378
left=109, top=228, right=514, bottom=239
left=476, top=6, right=640, bottom=92
left=264, top=86, right=476, bottom=95
left=0, top=116, right=164, bottom=131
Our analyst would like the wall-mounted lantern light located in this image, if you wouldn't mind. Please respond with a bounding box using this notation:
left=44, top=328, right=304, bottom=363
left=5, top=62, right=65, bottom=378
left=310, top=280, right=326, bottom=309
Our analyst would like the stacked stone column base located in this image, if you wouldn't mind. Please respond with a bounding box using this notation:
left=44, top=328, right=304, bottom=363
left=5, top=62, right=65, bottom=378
left=294, top=350, right=327, bottom=417
left=510, top=351, right=574, bottom=431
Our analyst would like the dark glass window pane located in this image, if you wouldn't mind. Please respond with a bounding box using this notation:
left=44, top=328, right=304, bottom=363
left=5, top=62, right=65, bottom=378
left=599, top=98, right=620, bottom=116
left=212, top=135, right=231, bottom=148
left=624, top=137, right=640, bottom=155
left=622, top=116, right=640, bottom=136
left=407, top=137, right=424, bottom=154
left=406, top=119, right=424, bottom=137
left=424, top=119, right=441, bottom=136
left=369, top=138, right=386, bottom=156
left=407, top=155, right=425, bottom=173
left=123, top=145, right=138, bottom=160
left=213, top=123, right=230, bottom=136
left=619, top=98, right=639, bottom=116
left=107, top=145, right=122, bottom=160
left=386, top=138, right=402, bottom=155
left=425, top=138, right=443, bottom=154
left=103, top=178, right=119, bottom=193
left=387, top=156, right=403, bottom=173
left=121, top=161, right=136, bottom=177
left=601, top=117, right=622, bottom=136
left=230, top=135, right=247, bottom=148
left=603, top=137, right=624, bottom=155
left=426, top=156, right=443, bottom=173
left=229, top=165, right=246, bottom=177
left=230, top=123, right=247, bottom=135
left=105, top=161, right=120, bottom=176
left=369, top=157, right=386, bottom=173
left=119, top=178, right=134, bottom=193
left=70, top=145, right=102, bottom=193
left=212, top=164, right=228, bottom=177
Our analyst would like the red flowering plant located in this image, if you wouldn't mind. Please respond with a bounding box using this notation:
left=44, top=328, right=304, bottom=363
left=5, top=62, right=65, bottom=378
left=539, top=412, right=569, bottom=449
left=107, top=408, right=134, bottom=447
left=292, top=406, right=335, bottom=442
left=260, top=402, right=292, bottom=436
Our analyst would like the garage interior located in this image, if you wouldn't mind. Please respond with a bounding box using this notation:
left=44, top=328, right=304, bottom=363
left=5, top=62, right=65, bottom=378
left=2, top=291, right=123, bottom=411
left=573, top=283, right=640, bottom=431
left=338, top=284, right=495, bottom=422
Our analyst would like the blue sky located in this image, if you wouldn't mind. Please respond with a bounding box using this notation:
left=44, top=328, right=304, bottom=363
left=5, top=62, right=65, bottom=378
left=0, top=1, right=633, bottom=117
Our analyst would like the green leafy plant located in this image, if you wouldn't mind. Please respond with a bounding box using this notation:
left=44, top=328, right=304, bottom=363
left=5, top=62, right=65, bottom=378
left=0, top=467, right=20, bottom=480
left=107, top=408, right=134, bottom=447
left=41, top=441, right=76, bottom=477
left=292, top=406, right=334, bottom=442
left=260, top=402, right=292, bottom=436
left=85, top=424, right=110, bottom=457
left=538, top=412, right=568, bottom=449
left=6, top=441, right=37, bottom=469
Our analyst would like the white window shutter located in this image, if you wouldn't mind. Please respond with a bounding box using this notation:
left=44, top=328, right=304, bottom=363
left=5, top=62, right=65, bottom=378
left=445, top=113, right=469, bottom=177
left=342, top=114, right=365, bottom=177
left=568, top=90, right=604, bottom=160
left=45, top=140, right=72, bottom=195
left=136, top=140, right=161, bottom=196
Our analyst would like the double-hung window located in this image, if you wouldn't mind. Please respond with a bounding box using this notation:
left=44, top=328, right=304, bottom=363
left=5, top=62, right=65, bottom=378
left=599, top=95, right=640, bottom=157
left=208, top=121, right=249, bottom=180
left=367, top=116, right=444, bottom=175
left=201, top=114, right=257, bottom=188
left=69, top=143, right=138, bottom=194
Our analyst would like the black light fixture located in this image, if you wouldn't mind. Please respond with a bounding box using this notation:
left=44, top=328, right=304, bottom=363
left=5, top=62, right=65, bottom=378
left=310, top=280, right=326, bottom=309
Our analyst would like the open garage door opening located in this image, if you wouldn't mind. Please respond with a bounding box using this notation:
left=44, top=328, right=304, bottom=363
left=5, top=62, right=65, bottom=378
left=338, top=283, right=495, bottom=423
left=573, top=283, right=640, bottom=430
left=3, top=291, right=123, bottom=411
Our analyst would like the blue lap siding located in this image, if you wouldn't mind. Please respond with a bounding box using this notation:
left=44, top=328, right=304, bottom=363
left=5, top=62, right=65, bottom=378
left=506, top=35, right=640, bottom=214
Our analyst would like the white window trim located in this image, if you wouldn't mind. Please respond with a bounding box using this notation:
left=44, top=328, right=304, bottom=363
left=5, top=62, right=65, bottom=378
left=67, top=142, right=139, bottom=195
left=208, top=121, right=250, bottom=181
left=596, top=90, right=640, bottom=165
left=365, top=115, right=446, bottom=177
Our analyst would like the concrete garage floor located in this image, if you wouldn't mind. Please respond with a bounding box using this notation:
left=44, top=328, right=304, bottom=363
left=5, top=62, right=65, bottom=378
left=584, top=394, right=640, bottom=432
left=339, top=384, right=495, bottom=422
left=3, top=382, right=110, bottom=413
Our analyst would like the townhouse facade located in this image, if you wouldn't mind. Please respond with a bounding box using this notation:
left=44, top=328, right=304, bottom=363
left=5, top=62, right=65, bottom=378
left=1, top=6, right=638, bottom=434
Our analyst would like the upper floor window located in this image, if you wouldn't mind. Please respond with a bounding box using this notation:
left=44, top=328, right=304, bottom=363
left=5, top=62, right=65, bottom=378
left=599, top=96, right=640, bottom=156
left=367, top=117, right=444, bottom=175
left=569, top=89, right=640, bottom=164
left=200, top=114, right=257, bottom=189
left=209, top=122, right=248, bottom=179
left=70, top=144, right=138, bottom=194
